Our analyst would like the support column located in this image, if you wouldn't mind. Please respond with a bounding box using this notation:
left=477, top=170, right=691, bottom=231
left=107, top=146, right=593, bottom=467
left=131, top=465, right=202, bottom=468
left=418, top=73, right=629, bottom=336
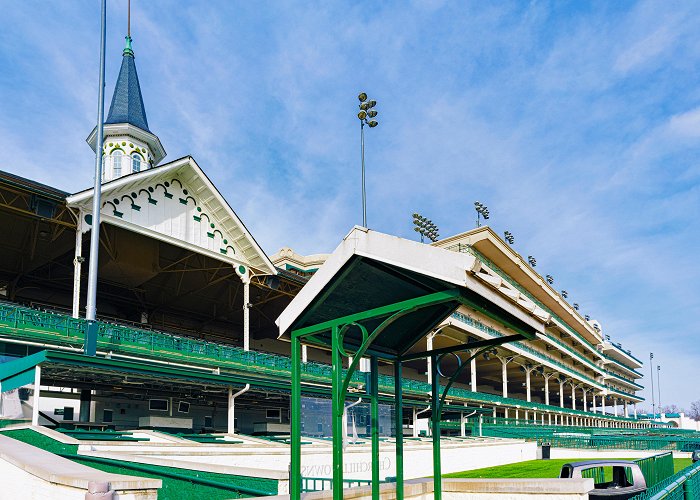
left=431, top=354, right=442, bottom=500
left=32, top=365, right=41, bottom=426
left=331, top=326, right=344, bottom=499
left=426, top=334, right=434, bottom=384
left=559, top=380, right=565, bottom=408
left=634, top=404, right=637, bottom=419
left=582, top=389, right=588, bottom=412
left=79, top=388, right=91, bottom=423
left=228, top=387, right=235, bottom=433
left=592, top=394, right=597, bottom=414
left=370, top=356, right=379, bottom=499
left=525, top=369, right=532, bottom=402
left=394, top=361, right=404, bottom=500
left=571, top=384, right=576, bottom=410
left=290, top=335, right=302, bottom=498
left=470, top=356, right=477, bottom=392
left=72, top=228, right=83, bottom=318
left=624, top=400, right=629, bottom=418
left=614, top=399, right=618, bottom=417
left=242, top=275, right=250, bottom=351
left=499, top=357, right=510, bottom=398
left=302, top=345, right=308, bottom=363
left=543, top=373, right=553, bottom=406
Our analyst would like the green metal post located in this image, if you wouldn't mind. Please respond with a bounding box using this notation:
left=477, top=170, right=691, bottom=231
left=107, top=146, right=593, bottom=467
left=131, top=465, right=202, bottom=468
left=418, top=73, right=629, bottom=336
left=331, top=325, right=344, bottom=499
left=290, top=335, right=302, bottom=498
left=371, top=355, right=380, bottom=499
left=431, top=353, right=442, bottom=499
left=394, top=360, right=404, bottom=500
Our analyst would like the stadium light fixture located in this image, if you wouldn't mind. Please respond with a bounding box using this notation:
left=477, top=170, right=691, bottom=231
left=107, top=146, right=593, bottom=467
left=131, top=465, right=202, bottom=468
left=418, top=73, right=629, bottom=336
left=527, top=256, right=537, bottom=267
left=412, top=212, right=440, bottom=243
left=561, top=290, right=568, bottom=298
left=504, top=231, right=515, bottom=245
left=573, top=303, right=579, bottom=311
left=474, top=201, right=490, bottom=227
left=357, top=92, right=379, bottom=228
left=546, top=275, right=554, bottom=285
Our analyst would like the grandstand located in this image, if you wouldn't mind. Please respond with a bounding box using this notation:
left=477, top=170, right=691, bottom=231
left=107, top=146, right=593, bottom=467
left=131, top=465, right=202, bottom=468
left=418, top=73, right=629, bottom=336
left=0, top=14, right=692, bottom=500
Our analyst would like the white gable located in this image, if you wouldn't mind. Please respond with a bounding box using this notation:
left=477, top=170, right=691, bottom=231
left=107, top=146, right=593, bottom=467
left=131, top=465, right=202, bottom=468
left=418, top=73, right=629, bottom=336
left=66, top=156, right=276, bottom=275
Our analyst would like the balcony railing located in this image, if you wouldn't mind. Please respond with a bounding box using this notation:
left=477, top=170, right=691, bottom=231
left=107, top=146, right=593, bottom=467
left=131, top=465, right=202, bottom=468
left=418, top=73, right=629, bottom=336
left=446, top=243, right=643, bottom=375
left=0, top=301, right=644, bottom=423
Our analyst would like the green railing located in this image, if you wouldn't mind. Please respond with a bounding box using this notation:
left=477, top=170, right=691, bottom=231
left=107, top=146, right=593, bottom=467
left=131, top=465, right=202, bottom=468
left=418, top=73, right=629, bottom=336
left=451, top=310, right=602, bottom=387
left=474, top=424, right=700, bottom=451
left=635, top=452, right=675, bottom=488
left=630, top=461, right=700, bottom=500
left=0, top=301, right=647, bottom=425
left=301, top=477, right=373, bottom=492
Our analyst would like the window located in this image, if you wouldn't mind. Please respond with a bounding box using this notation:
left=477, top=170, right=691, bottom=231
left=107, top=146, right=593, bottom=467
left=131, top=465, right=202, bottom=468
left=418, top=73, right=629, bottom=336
left=103, top=409, right=113, bottom=423
left=204, top=416, right=213, bottom=428
left=266, top=409, right=281, bottom=420
left=149, top=399, right=168, bottom=411
left=113, top=150, right=123, bottom=177
left=132, top=153, right=142, bottom=173
left=177, top=401, right=190, bottom=414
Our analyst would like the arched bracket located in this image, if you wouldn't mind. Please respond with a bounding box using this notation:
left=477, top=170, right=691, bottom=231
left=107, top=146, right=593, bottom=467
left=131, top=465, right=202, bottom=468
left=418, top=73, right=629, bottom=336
left=436, top=345, right=495, bottom=423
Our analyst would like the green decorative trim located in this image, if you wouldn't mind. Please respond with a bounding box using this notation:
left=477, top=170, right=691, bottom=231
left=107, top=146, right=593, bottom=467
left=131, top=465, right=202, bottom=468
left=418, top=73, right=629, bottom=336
left=121, top=142, right=126, bottom=146
left=223, top=239, right=228, bottom=245
left=113, top=211, right=123, bottom=218
left=207, top=232, right=214, bottom=239
left=220, top=248, right=227, bottom=254
left=84, top=214, right=93, bottom=225
left=196, top=207, right=202, bottom=212
left=148, top=198, right=157, bottom=205
left=193, top=216, right=201, bottom=222
left=164, top=193, right=173, bottom=199
left=238, top=265, right=246, bottom=275
left=131, top=204, right=141, bottom=211
left=210, top=223, right=215, bottom=229
left=179, top=198, right=188, bottom=205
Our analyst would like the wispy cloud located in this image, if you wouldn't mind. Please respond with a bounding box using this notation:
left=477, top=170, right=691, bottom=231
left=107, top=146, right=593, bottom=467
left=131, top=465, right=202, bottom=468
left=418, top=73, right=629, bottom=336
left=0, top=0, right=699, bottom=407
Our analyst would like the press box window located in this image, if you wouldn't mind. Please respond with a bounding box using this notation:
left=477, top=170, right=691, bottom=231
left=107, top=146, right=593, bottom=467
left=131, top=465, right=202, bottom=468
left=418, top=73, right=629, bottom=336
left=149, top=399, right=168, bottom=411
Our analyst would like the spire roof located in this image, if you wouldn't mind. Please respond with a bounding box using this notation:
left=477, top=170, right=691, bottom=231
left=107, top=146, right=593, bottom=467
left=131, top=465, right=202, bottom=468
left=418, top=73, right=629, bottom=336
left=105, top=36, right=150, bottom=132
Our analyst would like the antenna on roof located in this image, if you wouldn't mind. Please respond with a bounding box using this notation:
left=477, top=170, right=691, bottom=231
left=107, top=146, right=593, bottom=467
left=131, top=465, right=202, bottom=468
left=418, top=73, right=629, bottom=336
left=128, top=0, right=131, bottom=37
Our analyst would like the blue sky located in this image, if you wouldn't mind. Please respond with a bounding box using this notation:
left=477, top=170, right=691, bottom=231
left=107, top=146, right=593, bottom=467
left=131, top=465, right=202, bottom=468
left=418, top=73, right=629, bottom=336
left=0, top=1, right=698, bottom=410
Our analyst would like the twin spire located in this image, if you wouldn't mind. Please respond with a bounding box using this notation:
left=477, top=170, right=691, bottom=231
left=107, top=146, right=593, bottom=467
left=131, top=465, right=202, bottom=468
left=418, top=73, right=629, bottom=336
left=104, top=35, right=150, bottom=133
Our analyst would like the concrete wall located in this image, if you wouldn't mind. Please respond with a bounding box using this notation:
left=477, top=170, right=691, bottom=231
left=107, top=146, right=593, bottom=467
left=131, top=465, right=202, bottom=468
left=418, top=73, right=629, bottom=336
left=0, top=434, right=160, bottom=500
left=268, top=477, right=594, bottom=499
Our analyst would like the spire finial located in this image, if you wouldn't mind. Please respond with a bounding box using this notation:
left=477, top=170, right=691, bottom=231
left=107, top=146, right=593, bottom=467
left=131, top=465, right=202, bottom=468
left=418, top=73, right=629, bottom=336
left=123, top=0, right=134, bottom=57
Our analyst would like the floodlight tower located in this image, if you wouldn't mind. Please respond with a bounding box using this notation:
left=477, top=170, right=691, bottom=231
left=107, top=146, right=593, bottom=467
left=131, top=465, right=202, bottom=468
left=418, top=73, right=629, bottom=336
left=474, top=201, right=490, bottom=227
left=527, top=256, right=537, bottom=267
left=357, top=93, right=378, bottom=228
left=412, top=213, right=439, bottom=243
left=504, top=231, right=515, bottom=245
left=650, top=352, right=655, bottom=418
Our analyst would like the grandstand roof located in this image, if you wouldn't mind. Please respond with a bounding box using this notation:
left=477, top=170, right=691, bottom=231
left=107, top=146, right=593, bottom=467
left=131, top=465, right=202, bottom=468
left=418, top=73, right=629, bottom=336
left=278, top=226, right=541, bottom=359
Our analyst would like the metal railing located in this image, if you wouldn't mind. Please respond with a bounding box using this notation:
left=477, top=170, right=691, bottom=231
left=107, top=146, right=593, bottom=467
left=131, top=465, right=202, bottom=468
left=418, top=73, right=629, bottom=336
left=0, top=301, right=647, bottom=425
left=630, top=461, right=700, bottom=499
left=301, top=477, right=374, bottom=492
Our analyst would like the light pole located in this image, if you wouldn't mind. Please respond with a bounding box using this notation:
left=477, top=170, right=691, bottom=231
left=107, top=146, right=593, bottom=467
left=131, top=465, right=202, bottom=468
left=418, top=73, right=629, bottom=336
left=85, top=0, right=108, bottom=356
left=650, top=352, right=655, bottom=418
left=357, top=92, right=378, bottom=228
left=412, top=213, right=439, bottom=243
left=657, top=365, right=661, bottom=413
left=474, top=201, right=489, bottom=227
